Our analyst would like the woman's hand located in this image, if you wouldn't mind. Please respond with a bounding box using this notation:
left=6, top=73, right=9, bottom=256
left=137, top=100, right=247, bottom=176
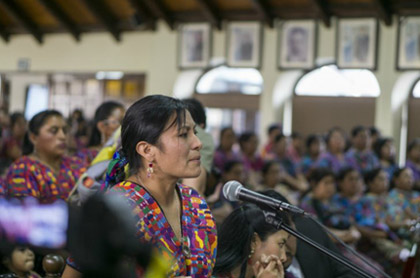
left=252, top=254, right=284, bottom=278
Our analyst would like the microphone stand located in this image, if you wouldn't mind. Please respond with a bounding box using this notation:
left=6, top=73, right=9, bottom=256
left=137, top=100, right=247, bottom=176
left=262, top=210, right=376, bottom=278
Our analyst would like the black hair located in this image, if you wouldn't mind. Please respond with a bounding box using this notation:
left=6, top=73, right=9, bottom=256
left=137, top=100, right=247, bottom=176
left=267, top=124, right=281, bottom=135
left=390, top=167, right=409, bottom=190
left=363, top=168, right=383, bottom=192
left=238, top=132, right=256, bottom=148
left=223, top=160, right=242, bottom=174
left=373, top=137, right=395, bottom=163
left=337, top=167, right=357, bottom=182
left=182, top=98, right=206, bottom=128
left=261, top=160, right=279, bottom=176
left=407, top=138, right=420, bottom=154
left=369, top=126, right=380, bottom=137
left=88, top=101, right=124, bottom=147
left=213, top=204, right=291, bottom=277
left=306, top=134, right=320, bottom=149
left=274, top=133, right=286, bottom=144
left=121, top=95, right=186, bottom=174
left=22, top=110, right=63, bottom=155
left=351, top=125, right=366, bottom=138
left=308, top=167, right=335, bottom=187
left=10, top=112, right=25, bottom=129
left=291, top=131, right=302, bottom=140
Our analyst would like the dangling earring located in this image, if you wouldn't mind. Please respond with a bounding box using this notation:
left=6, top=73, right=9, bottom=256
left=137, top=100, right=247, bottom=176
left=147, top=163, right=154, bottom=178
left=248, top=248, right=255, bottom=259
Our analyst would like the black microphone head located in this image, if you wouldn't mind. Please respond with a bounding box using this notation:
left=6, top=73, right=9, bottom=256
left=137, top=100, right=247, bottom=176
left=223, top=180, right=243, bottom=201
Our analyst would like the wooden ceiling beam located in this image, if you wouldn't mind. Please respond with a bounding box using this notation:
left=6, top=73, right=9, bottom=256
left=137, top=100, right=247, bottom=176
left=82, top=0, right=121, bottom=41
left=0, top=0, right=43, bottom=43
left=311, top=0, right=331, bottom=27
left=37, top=0, right=81, bottom=41
left=373, top=0, right=392, bottom=26
left=196, top=0, right=222, bottom=30
left=128, top=0, right=157, bottom=30
left=142, top=0, right=175, bottom=30
left=250, top=0, right=273, bottom=28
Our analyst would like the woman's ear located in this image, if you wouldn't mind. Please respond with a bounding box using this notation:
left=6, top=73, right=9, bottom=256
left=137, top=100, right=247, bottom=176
left=29, top=133, right=37, bottom=146
left=251, top=232, right=262, bottom=251
left=135, top=141, right=155, bottom=162
left=97, top=121, right=106, bottom=135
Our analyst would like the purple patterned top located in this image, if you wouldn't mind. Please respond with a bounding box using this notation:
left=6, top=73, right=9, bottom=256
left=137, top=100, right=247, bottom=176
left=406, top=160, right=420, bottom=182
left=345, top=149, right=380, bottom=174
left=315, top=151, right=356, bottom=174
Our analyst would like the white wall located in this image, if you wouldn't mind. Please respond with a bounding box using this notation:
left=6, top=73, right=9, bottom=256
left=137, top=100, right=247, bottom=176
left=0, top=18, right=415, bottom=148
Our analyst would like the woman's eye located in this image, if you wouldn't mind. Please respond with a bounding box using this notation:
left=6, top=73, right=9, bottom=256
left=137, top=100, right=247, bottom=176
left=179, top=133, right=188, bottom=138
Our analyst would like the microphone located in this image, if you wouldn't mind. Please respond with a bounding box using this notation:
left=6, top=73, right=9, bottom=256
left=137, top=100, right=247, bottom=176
left=223, top=180, right=307, bottom=215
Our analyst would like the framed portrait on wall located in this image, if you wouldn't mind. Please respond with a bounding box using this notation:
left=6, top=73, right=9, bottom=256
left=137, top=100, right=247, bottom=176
left=336, top=18, right=378, bottom=70
left=178, top=23, right=211, bottom=69
left=278, top=20, right=317, bottom=69
left=227, top=22, right=262, bottom=68
left=397, top=16, right=420, bottom=70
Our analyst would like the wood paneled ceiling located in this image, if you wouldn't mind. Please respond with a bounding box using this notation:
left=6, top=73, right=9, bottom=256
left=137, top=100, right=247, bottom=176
left=0, top=0, right=418, bottom=44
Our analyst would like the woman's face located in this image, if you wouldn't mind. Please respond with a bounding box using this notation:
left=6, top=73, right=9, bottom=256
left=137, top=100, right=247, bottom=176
left=273, top=137, right=287, bottom=156
left=221, top=129, right=236, bottom=150
left=31, top=115, right=68, bottom=158
left=409, top=144, right=420, bottom=162
left=339, top=170, right=362, bottom=197
left=13, top=117, right=27, bottom=138
left=309, top=140, right=321, bottom=157
left=313, top=175, right=336, bottom=200
left=251, top=230, right=289, bottom=268
left=101, top=107, right=125, bottom=142
left=153, top=111, right=202, bottom=180
left=381, top=141, right=395, bottom=160
left=369, top=170, right=388, bottom=194
left=395, top=168, right=414, bottom=191
left=9, top=247, right=35, bottom=274
left=328, top=131, right=345, bottom=152
left=223, top=163, right=246, bottom=184
left=241, top=135, right=258, bottom=155
left=263, top=163, right=281, bottom=187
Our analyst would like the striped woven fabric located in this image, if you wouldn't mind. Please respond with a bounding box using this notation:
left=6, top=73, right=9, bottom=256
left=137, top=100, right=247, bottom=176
left=5, top=156, right=86, bottom=203
left=110, top=181, right=217, bottom=277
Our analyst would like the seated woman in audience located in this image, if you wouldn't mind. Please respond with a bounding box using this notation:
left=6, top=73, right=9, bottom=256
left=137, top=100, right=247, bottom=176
left=386, top=167, right=420, bottom=240
left=0, top=246, right=41, bottom=278
left=300, top=168, right=384, bottom=276
left=5, top=110, right=86, bottom=203
left=405, top=138, right=420, bottom=191
left=63, top=95, right=217, bottom=278
left=272, top=134, right=308, bottom=193
left=213, top=127, right=240, bottom=172
left=207, top=160, right=246, bottom=225
left=354, top=168, right=410, bottom=276
left=345, top=126, right=379, bottom=175
left=213, top=204, right=289, bottom=278
left=316, top=127, right=354, bottom=174
left=261, top=124, right=281, bottom=160
left=238, top=132, right=264, bottom=188
left=256, top=161, right=299, bottom=205
left=0, top=112, right=26, bottom=174
left=75, top=101, right=125, bottom=165
left=300, top=168, right=360, bottom=244
left=373, top=138, right=397, bottom=181
left=299, top=134, right=323, bottom=177
left=286, top=132, right=304, bottom=165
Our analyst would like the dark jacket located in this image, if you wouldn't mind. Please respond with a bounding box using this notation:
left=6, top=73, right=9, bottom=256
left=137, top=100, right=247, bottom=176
left=294, top=216, right=362, bottom=278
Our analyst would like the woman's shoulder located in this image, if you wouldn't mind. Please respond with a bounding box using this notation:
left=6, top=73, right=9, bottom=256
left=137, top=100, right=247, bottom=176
left=109, top=181, right=153, bottom=204
left=178, top=183, right=206, bottom=201
left=8, top=155, right=38, bottom=169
